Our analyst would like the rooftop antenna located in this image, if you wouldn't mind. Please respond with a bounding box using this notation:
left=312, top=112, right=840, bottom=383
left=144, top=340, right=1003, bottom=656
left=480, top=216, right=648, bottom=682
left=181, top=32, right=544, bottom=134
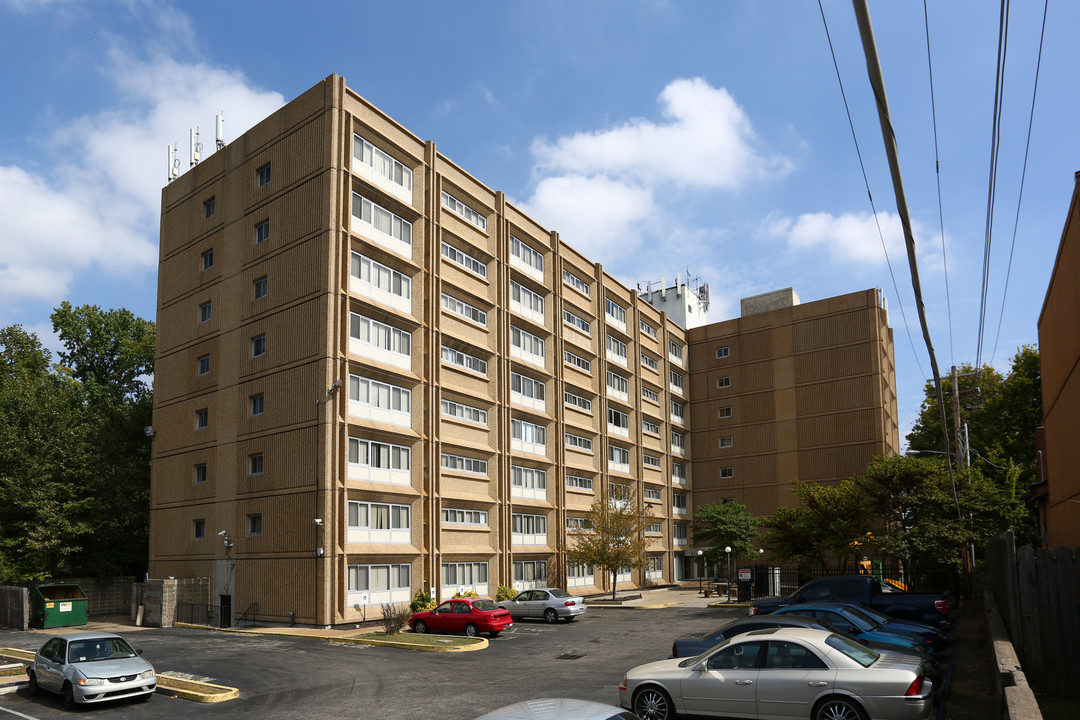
left=190, top=127, right=202, bottom=167
left=167, top=144, right=180, bottom=183
left=215, top=112, right=225, bottom=151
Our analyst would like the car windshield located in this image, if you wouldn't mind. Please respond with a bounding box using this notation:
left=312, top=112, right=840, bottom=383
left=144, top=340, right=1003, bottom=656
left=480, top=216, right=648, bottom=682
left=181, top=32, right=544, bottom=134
left=854, top=604, right=892, bottom=624
left=548, top=589, right=573, bottom=599
left=68, top=637, right=137, bottom=663
left=825, top=633, right=879, bottom=667
left=843, top=605, right=881, bottom=629
left=472, top=599, right=498, bottom=611
left=680, top=637, right=731, bottom=668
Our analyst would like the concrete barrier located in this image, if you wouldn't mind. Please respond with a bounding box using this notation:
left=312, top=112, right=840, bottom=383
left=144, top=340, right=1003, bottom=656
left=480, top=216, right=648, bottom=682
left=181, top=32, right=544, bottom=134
left=984, top=591, right=1043, bottom=720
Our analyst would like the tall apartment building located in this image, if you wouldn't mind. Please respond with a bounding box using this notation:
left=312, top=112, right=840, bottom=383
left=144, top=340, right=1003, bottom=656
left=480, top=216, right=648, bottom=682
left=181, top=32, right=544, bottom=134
left=149, top=75, right=696, bottom=626
left=686, top=288, right=899, bottom=516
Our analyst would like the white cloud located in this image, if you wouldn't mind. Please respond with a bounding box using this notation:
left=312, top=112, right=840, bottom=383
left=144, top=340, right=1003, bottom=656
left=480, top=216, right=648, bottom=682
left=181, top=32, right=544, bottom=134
left=517, top=175, right=657, bottom=262
left=531, top=77, right=793, bottom=190
left=762, top=209, right=917, bottom=267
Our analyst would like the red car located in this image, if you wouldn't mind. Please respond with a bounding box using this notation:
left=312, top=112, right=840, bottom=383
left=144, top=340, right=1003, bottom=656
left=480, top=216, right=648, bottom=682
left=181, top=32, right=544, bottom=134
left=408, top=598, right=513, bottom=638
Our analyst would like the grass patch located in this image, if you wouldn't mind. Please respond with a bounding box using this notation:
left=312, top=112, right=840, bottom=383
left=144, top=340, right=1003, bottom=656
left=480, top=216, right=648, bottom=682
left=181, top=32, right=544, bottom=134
left=0, top=666, right=26, bottom=677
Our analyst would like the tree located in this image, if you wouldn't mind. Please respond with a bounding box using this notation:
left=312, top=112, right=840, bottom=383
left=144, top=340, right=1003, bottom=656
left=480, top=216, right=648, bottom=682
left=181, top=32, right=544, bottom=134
left=566, top=483, right=653, bottom=600
left=760, top=480, right=874, bottom=569
left=691, top=500, right=760, bottom=571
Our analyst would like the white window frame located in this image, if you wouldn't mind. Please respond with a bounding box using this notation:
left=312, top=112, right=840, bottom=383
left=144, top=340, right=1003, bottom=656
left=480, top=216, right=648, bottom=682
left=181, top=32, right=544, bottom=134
left=511, top=371, right=546, bottom=412
left=673, top=493, right=688, bottom=515
left=441, top=398, right=488, bottom=425
left=442, top=561, right=489, bottom=596
left=719, top=436, right=734, bottom=449
left=441, top=240, right=488, bottom=278
left=442, top=508, right=489, bottom=526
left=511, top=513, right=548, bottom=546
left=670, top=370, right=685, bottom=395
left=347, top=437, right=411, bottom=485
left=441, top=345, right=487, bottom=375
left=718, top=406, right=733, bottom=419
left=440, top=453, right=489, bottom=475
left=642, top=418, right=661, bottom=436
left=512, top=560, right=548, bottom=591
left=641, top=352, right=659, bottom=371
left=350, top=313, right=412, bottom=370
left=347, top=500, right=411, bottom=544
left=563, top=349, right=592, bottom=374
left=441, top=292, right=487, bottom=326
left=716, top=346, right=730, bottom=359
left=350, top=252, right=411, bottom=313
left=349, top=375, right=411, bottom=428
left=607, top=407, right=630, bottom=438
left=251, top=334, right=266, bottom=358
left=608, top=444, right=630, bottom=474
left=563, top=308, right=591, bottom=334
left=671, top=400, right=686, bottom=425
left=510, top=280, right=545, bottom=324
left=441, top=190, right=487, bottom=231
left=563, top=269, right=590, bottom=296
left=640, top=320, right=658, bottom=339
left=567, top=562, right=594, bottom=588
left=606, top=334, right=628, bottom=367
left=641, top=385, right=660, bottom=403
left=353, top=134, right=413, bottom=202
left=349, top=563, right=412, bottom=605
left=605, top=298, right=627, bottom=330
left=565, top=432, right=594, bottom=452
left=511, top=465, right=547, bottom=501
left=717, top=376, right=731, bottom=388
left=566, top=474, right=594, bottom=491
left=673, top=462, right=688, bottom=485
left=607, top=370, right=629, bottom=403
left=509, top=235, right=544, bottom=281
left=510, top=326, right=545, bottom=368
left=720, top=467, right=735, bottom=479
left=511, top=417, right=547, bottom=456
left=564, top=389, right=593, bottom=413
left=643, top=453, right=662, bottom=469
left=351, top=191, right=413, bottom=258
left=669, top=340, right=684, bottom=365
left=671, top=431, right=686, bottom=455
left=674, top=525, right=689, bottom=546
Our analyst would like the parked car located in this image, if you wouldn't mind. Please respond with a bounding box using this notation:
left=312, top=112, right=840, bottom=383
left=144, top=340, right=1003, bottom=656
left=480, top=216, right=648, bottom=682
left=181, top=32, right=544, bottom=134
left=672, top=615, right=941, bottom=690
left=750, top=575, right=954, bottom=629
left=851, top=602, right=951, bottom=648
left=619, top=627, right=933, bottom=720
left=26, top=632, right=156, bottom=709
left=497, top=588, right=587, bottom=623
left=409, top=597, right=513, bottom=637
left=771, top=603, right=935, bottom=655
left=476, top=698, right=640, bottom=719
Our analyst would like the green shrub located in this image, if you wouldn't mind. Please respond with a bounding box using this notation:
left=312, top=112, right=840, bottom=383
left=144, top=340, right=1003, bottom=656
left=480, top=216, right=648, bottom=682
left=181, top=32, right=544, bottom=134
left=410, top=588, right=436, bottom=613
left=452, top=589, right=480, bottom=599
left=496, top=585, right=518, bottom=601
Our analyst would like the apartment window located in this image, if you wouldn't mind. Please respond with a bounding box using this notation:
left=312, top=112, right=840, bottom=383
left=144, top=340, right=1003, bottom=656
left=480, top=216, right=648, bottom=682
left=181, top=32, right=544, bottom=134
left=641, top=386, right=660, bottom=403
left=609, top=444, right=630, bottom=466
left=248, top=452, right=263, bottom=476
left=716, top=346, right=730, bottom=359
left=442, top=561, right=488, bottom=587
left=672, top=431, right=686, bottom=452
left=441, top=292, right=487, bottom=326
left=251, top=334, right=266, bottom=358
left=611, top=483, right=631, bottom=503
left=348, top=438, right=411, bottom=472
left=512, top=466, right=547, bottom=490
left=718, top=406, right=732, bottom=419
left=717, top=376, right=731, bottom=388
left=644, top=487, right=662, bottom=501
left=510, top=326, right=545, bottom=364
left=350, top=375, right=411, bottom=419
left=201, top=248, right=214, bottom=270
left=646, top=522, right=662, bottom=535
left=249, top=393, right=264, bottom=416
left=248, top=514, right=262, bottom=536
left=441, top=398, right=488, bottom=425
left=641, top=353, right=659, bottom=371
left=256, top=162, right=271, bottom=187
left=640, top=320, right=658, bottom=339
left=513, top=560, right=547, bottom=584
left=563, top=309, right=591, bottom=334
left=564, top=349, right=591, bottom=373
left=563, top=269, right=591, bottom=296
left=512, top=513, right=547, bottom=535
left=566, top=474, right=593, bottom=490
left=440, top=453, right=488, bottom=475
left=352, top=192, right=413, bottom=249
left=350, top=314, right=412, bottom=357
left=607, top=370, right=629, bottom=395
left=441, top=345, right=487, bottom=375
left=605, top=298, right=626, bottom=325
left=351, top=564, right=412, bottom=594
left=511, top=418, right=546, bottom=449
left=199, top=301, right=212, bottom=323
left=193, top=519, right=206, bottom=539
left=204, top=197, right=215, bottom=218
left=351, top=253, right=411, bottom=303
left=671, top=401, right=686, bottom=423
left=669, top=340, right=684, bottom=363
left=566, top=516, right=590, bottom=530
left=510, top=280, right=545, bottom=316
left=605, top=406, right=627, bottom=427
left=509, top=235, right=544, bottom=274
left=564, top=389, right=592, bottom=412
left=511, top=372, right=546, bottom=402
left=670, top=370, right=685, bottom=394
left=673, top=462, right=687, bottom=484
left=720, top=467, right=735, bottom=479
left=441, top=241, right=487, bottom=278
left=606, top=334, right=628, bottom=363
left=253, top=276, right=268, bottom=300
left=674, top=525, right=689, bottom=543
left=441, top=190, right=487, bottom=230
left=348, top=501, right=410, bottom=537
left=565, top=432, right=593, bottom=451
left=673, top=494, right=688, bottom=513
left=195, top=409, right=208, bottom=429
left=194, top=463, right=207, bottom=484
left=643, top=453, right=661, bottom=468
left=197, top=355, right=210, bottom=376
left=719, top=436, right=734, bottom=448
left=442, top=508, right=488, bottom=525
left=642, top=418, right=660, bottom=436
left=353, top=134, right=413, bottom=190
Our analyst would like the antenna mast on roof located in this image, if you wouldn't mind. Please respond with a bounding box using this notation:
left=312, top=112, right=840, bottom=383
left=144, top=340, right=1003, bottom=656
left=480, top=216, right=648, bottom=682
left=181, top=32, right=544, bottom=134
left=215, top=112, right=225, bottom=151
left=167, top=144, right=180, bottom=183
left=190, top=127, right=202, bottom=167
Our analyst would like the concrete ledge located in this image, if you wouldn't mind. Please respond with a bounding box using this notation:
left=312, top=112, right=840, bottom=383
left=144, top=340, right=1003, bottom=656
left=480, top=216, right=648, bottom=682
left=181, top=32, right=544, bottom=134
left=157, top=674, right=239, bottom=703
left=329, top=634, right=487, bottom=652
left=984, top=591, right=1042, bottom=720
left=174, top=621, right=487, bottom=652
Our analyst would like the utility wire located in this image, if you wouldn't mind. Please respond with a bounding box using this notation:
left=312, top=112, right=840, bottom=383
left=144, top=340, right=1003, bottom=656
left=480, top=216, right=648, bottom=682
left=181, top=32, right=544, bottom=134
left=922, top=0, right=955, bottom=368
left=977, top=0, right=1011, bottom=371
left=990, top=0, right=1048, bottom=366
left=817, top=0, right=926, bottom=381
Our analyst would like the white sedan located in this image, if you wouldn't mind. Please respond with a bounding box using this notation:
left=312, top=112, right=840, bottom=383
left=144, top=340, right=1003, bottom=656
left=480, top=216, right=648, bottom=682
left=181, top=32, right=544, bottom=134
left=618, top=627, right=933, bottom=720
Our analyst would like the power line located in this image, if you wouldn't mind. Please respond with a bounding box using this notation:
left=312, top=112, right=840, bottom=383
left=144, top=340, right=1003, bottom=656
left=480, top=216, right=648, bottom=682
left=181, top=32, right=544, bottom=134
left=990, top=0, right=1049, bottom=366
left=816, top=0, right=926, bottom=381
left=921, top=0, right=955, bottom=368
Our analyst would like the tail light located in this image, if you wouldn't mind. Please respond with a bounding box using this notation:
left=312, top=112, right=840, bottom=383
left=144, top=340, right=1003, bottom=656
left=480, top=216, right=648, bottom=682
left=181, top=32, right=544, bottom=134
left=672, top=643, right=678, bottom=657
left=934, top=599, right=949, bottom=615
left=749, top=607, right=758, bottom=615
left=904, top=676, right=924, bottom=696
left=565, top=601, right=576, bottom=607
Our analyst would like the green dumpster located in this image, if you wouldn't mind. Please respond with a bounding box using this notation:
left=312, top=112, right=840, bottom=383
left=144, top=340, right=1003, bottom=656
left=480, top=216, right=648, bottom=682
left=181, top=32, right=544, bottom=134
left=30, top=583, right=89, bottom=629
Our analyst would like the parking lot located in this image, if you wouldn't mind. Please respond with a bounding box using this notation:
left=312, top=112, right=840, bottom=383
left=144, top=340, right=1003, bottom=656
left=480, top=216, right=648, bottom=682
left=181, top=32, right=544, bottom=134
left=0, top=595, right=961, bottom=720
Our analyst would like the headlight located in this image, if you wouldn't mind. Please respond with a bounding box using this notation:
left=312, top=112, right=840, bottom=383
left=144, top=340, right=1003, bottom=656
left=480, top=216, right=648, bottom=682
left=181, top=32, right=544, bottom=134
left=138, top=669, right=156, bottom=679
left=78, top=677, right=105, bottom=686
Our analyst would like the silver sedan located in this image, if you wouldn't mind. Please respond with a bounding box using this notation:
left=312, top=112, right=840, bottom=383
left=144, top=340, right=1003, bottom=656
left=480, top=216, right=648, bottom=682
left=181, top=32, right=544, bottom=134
left=27, top=632, right=156, bottom=709
left=498, top=588, right=587, bottom=623
left=618, top=627, right=933, bottom=720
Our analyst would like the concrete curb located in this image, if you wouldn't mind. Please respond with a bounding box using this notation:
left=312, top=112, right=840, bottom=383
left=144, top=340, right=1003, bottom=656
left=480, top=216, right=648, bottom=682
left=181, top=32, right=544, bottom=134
left=173, top=622, right=488, bottom=652
left=983, top=592, right=1043, bottom=720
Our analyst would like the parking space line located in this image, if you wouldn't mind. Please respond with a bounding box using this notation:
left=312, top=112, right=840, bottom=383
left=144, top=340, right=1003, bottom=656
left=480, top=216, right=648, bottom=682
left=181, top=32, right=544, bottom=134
left=0, top=704, right=42, bottom=720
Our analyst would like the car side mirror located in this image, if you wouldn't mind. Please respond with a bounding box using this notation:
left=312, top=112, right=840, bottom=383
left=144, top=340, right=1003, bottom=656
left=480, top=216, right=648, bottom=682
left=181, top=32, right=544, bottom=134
left=136, top=649, right=143, bottom=656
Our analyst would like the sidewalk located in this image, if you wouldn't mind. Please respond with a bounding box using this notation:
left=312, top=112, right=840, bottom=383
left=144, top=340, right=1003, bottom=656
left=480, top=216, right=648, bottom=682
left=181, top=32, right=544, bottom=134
left=589, top=585, right=749, bottom=609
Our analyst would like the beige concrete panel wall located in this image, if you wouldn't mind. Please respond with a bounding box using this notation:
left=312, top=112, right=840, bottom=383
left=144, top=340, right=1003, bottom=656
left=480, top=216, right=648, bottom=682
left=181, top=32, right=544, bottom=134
left=795, top=376, right=877, bottom=414
left=229, top=118, right=330, bottom=215
left=154, top=338, right=219, bottom=404
left=230, top=491, right=319, bottom=555
left=440, top=473, right=499, bottom=503
left=158, top=232, right=221, bottom=307
left=564, top=446, right=601, bottom=473
left=796, top=408, right=883, bottom=448
left=793, top=310, right=873, bottom=352
left=797, top=443, right=880, bottom=481
left=438, top=417, right=497, bottom=451
left=1039, top=196, right=1080, bottom=404
left=151, top=395, right=219, bottom=455
left=160, top=178, right=226, bottom=259
left=235, top=427, right=319, bottom=494
left=439, top=363, right=494, bottom=399
left=242, top=179, right=328, bottom=268
left=439, top=310, right=495, bottom=351
left=149, top=505, right=220, bottom=560
left=238, top=296, right=326, bottom=380
left=237, top=363, right=320, bottom=435
left=157, top=284, right=220, bottom=356
left=243, top=238, right=330, bottom=323
left=233, top=557, right=317, bottom=622
left=152, top=451, right=217, bottom=505
left=793, top=344, right=874, bottom=384
left=440, top=528, right=498, bottom=554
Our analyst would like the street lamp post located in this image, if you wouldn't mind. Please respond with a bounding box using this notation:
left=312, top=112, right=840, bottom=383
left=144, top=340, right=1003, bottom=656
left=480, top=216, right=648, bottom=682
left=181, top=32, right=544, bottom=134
left=697, top=550, right=704, bottom=595
left=725, top=546, right=732, bottom=601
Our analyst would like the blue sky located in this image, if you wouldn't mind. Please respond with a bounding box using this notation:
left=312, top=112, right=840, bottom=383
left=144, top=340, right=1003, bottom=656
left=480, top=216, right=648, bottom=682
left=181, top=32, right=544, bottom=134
left=1, top=0, right=1076, bottom=445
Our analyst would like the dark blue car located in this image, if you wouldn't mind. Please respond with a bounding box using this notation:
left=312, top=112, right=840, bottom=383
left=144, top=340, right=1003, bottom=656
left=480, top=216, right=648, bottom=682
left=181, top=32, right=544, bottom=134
left=771, top=602, right=935, bottom=656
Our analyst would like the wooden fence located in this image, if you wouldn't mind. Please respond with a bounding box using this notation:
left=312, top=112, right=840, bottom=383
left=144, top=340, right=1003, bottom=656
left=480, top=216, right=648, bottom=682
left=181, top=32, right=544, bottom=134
left=986, top=529, right=1080, bottom=697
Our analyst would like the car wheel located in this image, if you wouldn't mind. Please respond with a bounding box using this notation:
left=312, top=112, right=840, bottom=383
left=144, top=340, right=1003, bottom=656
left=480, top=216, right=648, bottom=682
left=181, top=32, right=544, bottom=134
left=413, top=620, right=427, bottom=634
left=62, top=682, right=76, bottom=711
left=633, top=686, right=674, bottom=720
left=140, top=692, right=153, bottom=703
left=815, top=696, right=867, bottom=720
left=544, top=608, right=558, bottom=624
left=26, top=670, right=38, bottom=695
left=565, top=616, right=577, bottom=623
left=488, top=631, right=501, bottom=638
left=464, top=623, right=479, bottom=637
